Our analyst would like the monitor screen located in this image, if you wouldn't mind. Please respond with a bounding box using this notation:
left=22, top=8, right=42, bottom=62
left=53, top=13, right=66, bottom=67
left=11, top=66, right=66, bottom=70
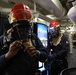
left=33, top=22, right=48, bottom=69
left=37, top=23, right=48, bottom=48
left=38, top=61, right=43, bottom=68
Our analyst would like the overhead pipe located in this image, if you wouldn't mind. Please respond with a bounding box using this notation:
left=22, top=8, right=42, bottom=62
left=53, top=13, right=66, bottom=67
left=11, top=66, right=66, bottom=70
left=34, top=0, right=67, bottom=18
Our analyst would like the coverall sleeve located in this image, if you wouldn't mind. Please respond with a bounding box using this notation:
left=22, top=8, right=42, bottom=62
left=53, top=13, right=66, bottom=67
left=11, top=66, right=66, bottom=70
left=37, top=37, right=48, bottom=62
left=57, top=36, right=69, bottom=56
left=0, top=35, right=9, bottom=74
left=0, top=54, right=8, bottom=68
left=48, top=36, right=69, bottom=61
left=32, top=33, right=48, bottom=62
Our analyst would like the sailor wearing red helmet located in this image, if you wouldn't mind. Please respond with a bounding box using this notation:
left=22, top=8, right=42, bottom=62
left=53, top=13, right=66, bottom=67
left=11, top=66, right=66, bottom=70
left=48, top=20, right=69, bottom=75
left=0, top=3, right=47, bottom=75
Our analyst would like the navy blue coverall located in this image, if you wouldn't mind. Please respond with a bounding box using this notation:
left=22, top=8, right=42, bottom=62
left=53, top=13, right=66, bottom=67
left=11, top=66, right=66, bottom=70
left=0, top=33, right=47, bottom=75
left=48, top=35, right=69, bottom=75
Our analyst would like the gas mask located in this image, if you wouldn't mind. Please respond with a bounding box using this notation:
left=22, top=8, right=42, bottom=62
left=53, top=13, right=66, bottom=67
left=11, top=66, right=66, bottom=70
left=10, top=20, right=31, bottom=43
left=49, top=26, right=60, bottom=39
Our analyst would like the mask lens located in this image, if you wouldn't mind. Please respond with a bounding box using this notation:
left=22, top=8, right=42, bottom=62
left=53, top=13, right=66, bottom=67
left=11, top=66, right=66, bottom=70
left=49, top=27, right=59, bottom=38
left=49, top=27, right=55, bottom=35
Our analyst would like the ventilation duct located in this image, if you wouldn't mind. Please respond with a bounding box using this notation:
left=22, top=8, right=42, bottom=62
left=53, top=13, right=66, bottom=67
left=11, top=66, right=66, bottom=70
left=32, top=11, right=52, bottom=22
left=67, top=5, right=76, bottom=24
left=35, top=0, right=67, bottom=18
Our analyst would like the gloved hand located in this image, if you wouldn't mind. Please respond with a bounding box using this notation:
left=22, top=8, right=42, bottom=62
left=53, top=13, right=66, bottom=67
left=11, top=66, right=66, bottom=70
left=23, top=39, right=40, bottom=57
left=24, top=46, right=40, bottom=57
left=5, top=41, right=22, bottom=60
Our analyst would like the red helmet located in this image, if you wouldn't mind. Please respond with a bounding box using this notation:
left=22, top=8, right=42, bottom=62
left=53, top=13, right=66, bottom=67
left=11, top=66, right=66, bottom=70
left=9, top=3, right=32, bottom=22
left=49, top=20, right=60, bottom=38
left=49, top=20, right=60, bottom=27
